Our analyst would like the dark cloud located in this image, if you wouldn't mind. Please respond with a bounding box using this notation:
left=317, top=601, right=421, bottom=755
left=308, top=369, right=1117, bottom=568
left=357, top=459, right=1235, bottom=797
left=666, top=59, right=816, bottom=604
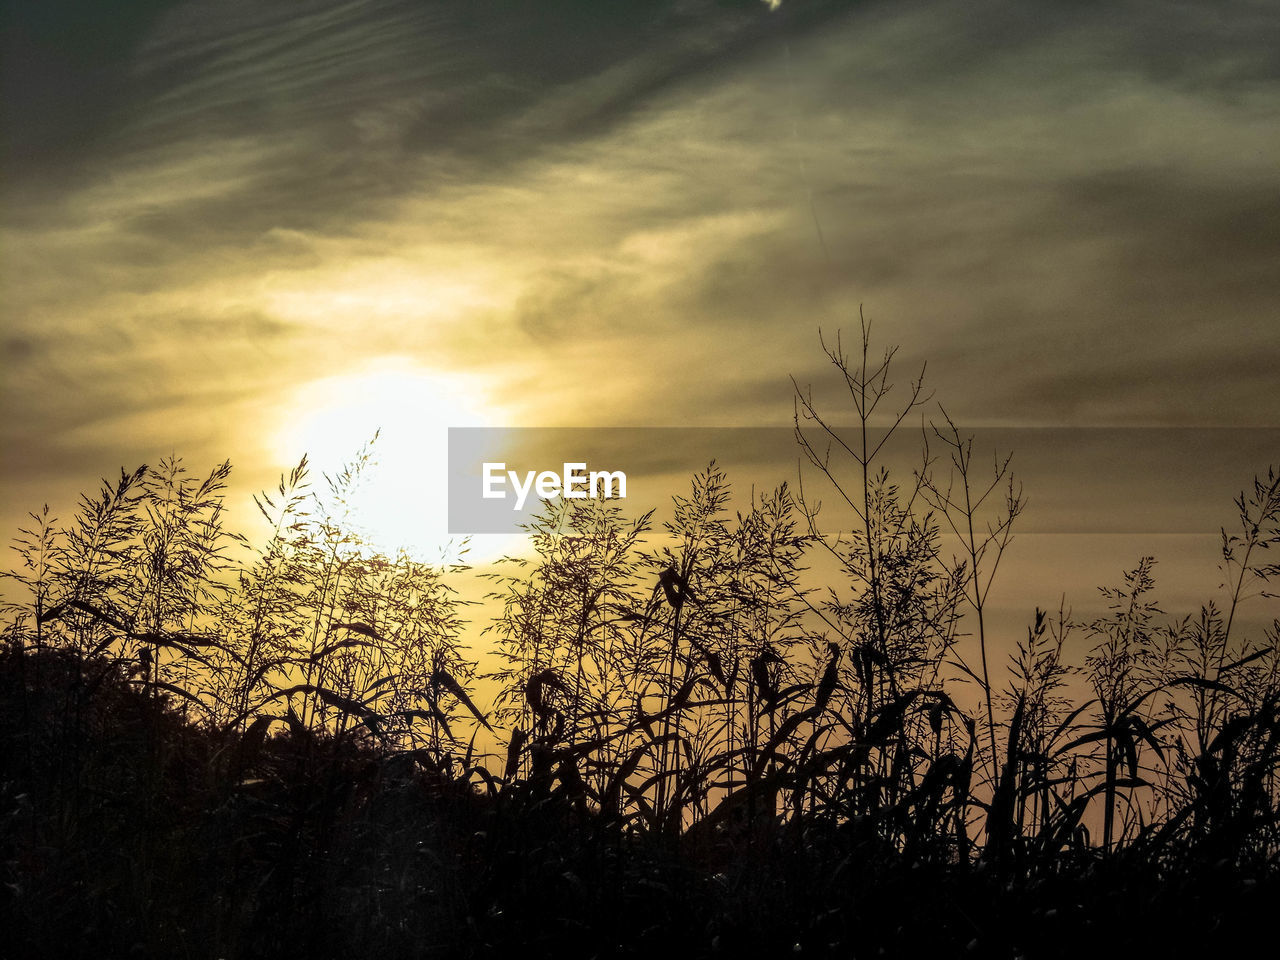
left=2, top=0, right=1279, bottom=581
left=3, top=0, right=831, bottom=213
left=1, top=336, right=38, bottom=364
left=0, top=0, right=185, bottom=174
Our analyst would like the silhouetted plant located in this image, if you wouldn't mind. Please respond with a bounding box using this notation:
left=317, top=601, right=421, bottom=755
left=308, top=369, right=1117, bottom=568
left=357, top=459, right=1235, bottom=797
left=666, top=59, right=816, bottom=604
left=484, top=495, right=654, bottom=797
left=3, top=328, right=1279, bottom=959
left=792, top=317, right=973, bottom=856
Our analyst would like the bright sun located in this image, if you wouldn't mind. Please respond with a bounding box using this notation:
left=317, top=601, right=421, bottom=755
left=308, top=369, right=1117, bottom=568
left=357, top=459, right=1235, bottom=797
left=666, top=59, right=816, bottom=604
left=274, top=358, right=514, bottom=563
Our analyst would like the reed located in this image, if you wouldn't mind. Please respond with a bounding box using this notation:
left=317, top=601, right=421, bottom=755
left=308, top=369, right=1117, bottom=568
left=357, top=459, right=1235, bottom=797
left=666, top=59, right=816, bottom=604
left=2, top=330, right=1276, bottom=958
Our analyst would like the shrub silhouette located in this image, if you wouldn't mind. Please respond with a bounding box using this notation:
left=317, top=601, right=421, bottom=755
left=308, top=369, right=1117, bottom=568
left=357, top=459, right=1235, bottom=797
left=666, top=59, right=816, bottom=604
left=2, top=327, right=1277, bottom=958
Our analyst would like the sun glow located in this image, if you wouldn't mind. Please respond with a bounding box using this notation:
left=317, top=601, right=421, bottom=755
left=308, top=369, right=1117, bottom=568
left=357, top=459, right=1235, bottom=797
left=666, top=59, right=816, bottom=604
left=274, top=358, right=514, bottom=562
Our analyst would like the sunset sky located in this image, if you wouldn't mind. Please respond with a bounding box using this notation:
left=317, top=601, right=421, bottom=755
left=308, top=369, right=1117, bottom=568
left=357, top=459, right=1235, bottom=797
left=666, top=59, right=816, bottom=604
left=2, top=0, right=1278, bottom=633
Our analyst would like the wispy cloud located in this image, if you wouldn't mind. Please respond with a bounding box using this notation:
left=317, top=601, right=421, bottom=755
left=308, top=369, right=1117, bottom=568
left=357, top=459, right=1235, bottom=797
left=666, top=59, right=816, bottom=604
left=2, top=0, right=1277, bottom=546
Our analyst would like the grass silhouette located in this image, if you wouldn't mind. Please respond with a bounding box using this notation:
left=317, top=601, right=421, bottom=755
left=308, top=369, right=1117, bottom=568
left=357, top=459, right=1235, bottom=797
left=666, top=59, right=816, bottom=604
left=1, top=327, right=1277, bottom=958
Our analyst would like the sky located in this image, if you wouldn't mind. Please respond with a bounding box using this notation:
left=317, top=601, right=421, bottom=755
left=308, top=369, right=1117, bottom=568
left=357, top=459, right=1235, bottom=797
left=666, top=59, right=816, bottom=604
left=2, top=0, right=1278, bottom=637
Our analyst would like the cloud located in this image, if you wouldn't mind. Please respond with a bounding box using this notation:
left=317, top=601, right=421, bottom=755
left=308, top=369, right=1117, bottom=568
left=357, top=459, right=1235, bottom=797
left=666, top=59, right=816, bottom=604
left=2, top=0, right=1278, bottom=556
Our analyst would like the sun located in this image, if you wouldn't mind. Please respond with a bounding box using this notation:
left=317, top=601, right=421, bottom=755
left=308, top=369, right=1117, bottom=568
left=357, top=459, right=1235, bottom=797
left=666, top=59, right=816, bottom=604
left=273, top=357, right=516, bottom=562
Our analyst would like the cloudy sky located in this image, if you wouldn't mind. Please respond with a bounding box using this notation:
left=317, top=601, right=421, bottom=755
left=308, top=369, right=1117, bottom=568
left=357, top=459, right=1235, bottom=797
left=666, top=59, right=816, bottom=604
left=2, top=0, right=1278, bottom=627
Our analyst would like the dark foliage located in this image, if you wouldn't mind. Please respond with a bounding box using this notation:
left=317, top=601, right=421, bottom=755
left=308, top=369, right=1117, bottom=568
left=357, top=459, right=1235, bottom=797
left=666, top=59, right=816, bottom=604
left=2, top=327, right=1277, bottom=957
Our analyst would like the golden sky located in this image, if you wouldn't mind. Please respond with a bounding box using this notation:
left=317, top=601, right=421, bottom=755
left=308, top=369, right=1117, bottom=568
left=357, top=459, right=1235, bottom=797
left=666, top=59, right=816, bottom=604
left=2, top=0, right=1278, bottom=627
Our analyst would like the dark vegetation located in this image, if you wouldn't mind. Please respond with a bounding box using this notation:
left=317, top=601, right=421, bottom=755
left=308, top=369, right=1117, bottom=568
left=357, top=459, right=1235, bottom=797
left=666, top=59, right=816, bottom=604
left=2, top=324, right=1278, bottom=958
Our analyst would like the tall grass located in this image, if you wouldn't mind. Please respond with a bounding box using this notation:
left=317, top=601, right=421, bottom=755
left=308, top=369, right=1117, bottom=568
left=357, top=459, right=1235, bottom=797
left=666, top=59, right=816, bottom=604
left=2, top=330, right=1277, bottom=957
